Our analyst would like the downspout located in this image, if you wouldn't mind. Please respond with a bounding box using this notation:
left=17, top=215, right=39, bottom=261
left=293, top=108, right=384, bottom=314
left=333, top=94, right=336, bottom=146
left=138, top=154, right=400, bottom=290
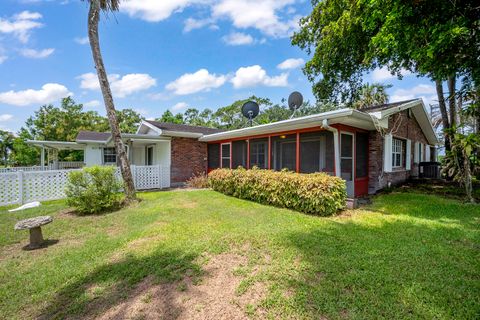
left=321, top=119, right=341, bottom=177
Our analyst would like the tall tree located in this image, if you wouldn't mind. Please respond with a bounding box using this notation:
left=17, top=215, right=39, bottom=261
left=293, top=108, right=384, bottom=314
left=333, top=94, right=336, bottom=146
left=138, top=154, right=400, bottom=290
left=156, top=110, right=184, bottom=124
left=0, top=130, right=14, bottom=166
left=86, top=0, right=136, bottom=201
left=292, top=0, right=479, bottom=152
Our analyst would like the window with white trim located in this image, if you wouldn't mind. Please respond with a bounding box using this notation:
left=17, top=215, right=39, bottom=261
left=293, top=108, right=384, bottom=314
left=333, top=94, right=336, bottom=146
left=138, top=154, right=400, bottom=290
left=103, top=147, right=117, bottom=164
left=392, top=138, right=403, bottom=168
left=221, top=143, right=231, bottom=168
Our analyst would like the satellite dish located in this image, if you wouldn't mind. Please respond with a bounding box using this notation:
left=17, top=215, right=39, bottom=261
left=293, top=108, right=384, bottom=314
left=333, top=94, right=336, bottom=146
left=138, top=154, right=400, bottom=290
left=288, top=91, right=303, bottom=111
left=241, top=101, right=260, bottom=126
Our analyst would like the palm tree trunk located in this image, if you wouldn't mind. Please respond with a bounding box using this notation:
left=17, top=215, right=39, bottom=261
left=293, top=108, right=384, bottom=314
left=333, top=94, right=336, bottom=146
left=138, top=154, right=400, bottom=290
left=435, top=79, right=451, bottom=152
left=447, top=75, right=457, bottom=129
left=87, top=1, right=136, bottom=201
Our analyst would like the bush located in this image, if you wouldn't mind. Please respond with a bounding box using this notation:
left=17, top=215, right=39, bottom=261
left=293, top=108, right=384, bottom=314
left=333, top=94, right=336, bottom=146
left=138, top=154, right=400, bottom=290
left=208, top=167, right=346, bottom=216
left=186, top=172, right=209, bottom=188
left=65, top=166, right=123, bottom=214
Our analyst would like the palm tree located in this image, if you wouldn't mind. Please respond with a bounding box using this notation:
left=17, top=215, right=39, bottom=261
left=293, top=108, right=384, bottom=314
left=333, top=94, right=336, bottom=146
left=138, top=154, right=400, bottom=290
left=353, top=83, right=392, bottom=109
left=86, top=0, right=136, bottom=201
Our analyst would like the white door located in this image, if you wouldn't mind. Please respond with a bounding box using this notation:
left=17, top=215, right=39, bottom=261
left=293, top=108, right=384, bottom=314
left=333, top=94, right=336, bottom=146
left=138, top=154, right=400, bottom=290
left=340, top=133, right=355, bottom=198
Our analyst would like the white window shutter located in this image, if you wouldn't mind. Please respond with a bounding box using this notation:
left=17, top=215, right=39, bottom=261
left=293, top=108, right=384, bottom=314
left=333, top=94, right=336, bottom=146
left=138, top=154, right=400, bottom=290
left=425, top=145, right=431, bottom=162
left=406, top=139, right=412, bottom=170
left=420, top=143, right=424, bottom=161
left=414, top=142, right=419, bottom=163
left=384, top=133, right=393, bottom=173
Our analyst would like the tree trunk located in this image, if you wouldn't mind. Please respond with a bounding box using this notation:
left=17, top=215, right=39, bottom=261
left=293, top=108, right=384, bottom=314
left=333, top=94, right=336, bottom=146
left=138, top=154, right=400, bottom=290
left=447, top=75, right=457, bottom=129
left=435, top=79, right=451, bottom=152
left=87, top=1, right=136, bottom=201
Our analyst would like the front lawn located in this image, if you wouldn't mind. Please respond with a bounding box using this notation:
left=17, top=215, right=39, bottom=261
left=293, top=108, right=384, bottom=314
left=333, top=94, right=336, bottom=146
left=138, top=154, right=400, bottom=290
left=0, top=191, right=478, bottom=319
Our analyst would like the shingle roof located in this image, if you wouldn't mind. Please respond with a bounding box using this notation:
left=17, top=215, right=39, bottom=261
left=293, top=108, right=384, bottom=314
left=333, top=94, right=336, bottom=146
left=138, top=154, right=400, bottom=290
left=76, top=130, right=111, bottom=142
left=145, top=120, right=224, bottom=135
left=360, top=99, right=418, bottom=113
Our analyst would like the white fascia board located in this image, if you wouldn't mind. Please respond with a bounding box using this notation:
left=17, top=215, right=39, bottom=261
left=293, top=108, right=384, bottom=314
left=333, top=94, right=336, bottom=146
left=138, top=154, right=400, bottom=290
left=160, top=130, right=203, bottom=138
left=135, top=120, right=163, bottom=135
left=199, top=108, right=374, bottom=142
left=378, top=99, right=422, bottom=118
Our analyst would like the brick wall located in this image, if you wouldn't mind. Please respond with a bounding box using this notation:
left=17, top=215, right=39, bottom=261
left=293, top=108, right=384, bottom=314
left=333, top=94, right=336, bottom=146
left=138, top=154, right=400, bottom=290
left=368, top=110, right=429, bottom=193
left=170, top=137, right=207, bottom=185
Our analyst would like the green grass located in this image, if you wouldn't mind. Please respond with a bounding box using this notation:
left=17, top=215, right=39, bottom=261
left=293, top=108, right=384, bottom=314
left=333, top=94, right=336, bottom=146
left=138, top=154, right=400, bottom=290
left=0, top=190, right=479, bottom=319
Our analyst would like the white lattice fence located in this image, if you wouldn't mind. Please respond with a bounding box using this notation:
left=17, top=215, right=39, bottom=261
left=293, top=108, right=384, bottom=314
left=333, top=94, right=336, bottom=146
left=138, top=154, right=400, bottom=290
left=0, top=165, right=171, bottom=206
left=0, top=172, right=21, bottom=206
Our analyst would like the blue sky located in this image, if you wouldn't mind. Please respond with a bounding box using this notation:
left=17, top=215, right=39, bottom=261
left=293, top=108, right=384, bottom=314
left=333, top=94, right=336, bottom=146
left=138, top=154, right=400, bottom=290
left=0, top=0, right=437, bottom=133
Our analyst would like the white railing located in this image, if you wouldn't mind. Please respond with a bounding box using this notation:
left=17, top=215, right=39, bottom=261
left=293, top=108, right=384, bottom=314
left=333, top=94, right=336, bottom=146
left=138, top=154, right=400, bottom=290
left=0, top=161, right=85, bottom=173
left=0, top=165, right=170, bottom=207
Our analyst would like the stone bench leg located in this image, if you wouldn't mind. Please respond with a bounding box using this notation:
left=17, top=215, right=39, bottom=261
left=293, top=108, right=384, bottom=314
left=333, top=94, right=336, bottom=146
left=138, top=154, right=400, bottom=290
left=29, top=227, right=44, bottom=249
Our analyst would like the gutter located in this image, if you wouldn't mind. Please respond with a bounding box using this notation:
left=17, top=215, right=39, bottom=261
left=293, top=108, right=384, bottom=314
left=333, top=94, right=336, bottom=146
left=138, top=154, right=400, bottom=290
left=320, top=119, right=341, bottom=178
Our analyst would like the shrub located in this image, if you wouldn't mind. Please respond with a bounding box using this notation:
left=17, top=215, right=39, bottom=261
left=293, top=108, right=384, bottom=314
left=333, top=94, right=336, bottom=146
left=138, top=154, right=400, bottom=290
left=186, top=172, right=209, bottom=189
left=208, top=168, right=346, bottom=216
left=65, top=165, right=123, bottom=214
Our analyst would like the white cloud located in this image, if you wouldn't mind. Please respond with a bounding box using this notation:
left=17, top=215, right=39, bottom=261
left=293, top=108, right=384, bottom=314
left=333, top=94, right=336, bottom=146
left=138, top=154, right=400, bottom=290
left=166, top=69, right=227, bottom=95
left=171, top=102, right=189, bottom=112
left=390, top=84, right=437, bottom=106
left=277, top=58, right=304, bottom=70
left=20, top=48, right=54, bottom=58
left=121, top=1, right=299, bottom=38
left=184, top=18, right=215, bottom=32
left=74, top=36, right=89, bottom=45
left=371, top=66, right=412, bottom=81
left=121, top=0, right=203, bottom=22
left=222, top=32, right=254, bottom=46
left=212, top=0, right=299, bottom=38
left=0, top=114, right=13, bottom=122
left=0, top=55, right=7, bottom=64
left=231, top=65, right=288, bottom=88
left=0, top=83, right=72, bottom=106
left=78, top=72, right=157, bottom=98
left=0, top=11, right=43, bottom=43
left=84, top=100, right=101, bottom=108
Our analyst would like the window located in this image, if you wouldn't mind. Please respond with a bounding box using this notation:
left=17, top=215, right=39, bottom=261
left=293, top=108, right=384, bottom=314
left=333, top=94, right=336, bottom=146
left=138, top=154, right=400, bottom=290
left=103, top=147, right=116, bottom=164
left=340, top=133, right=354, bottom=181
left=392, top=138, right=403, bottom=168
left=250, top=138, right=268, bottom=169
left=419, top=143, right=424, bottom=162
left=208, top=144, right=220, bottom=169
left=221, top=143, right=231, bottom=168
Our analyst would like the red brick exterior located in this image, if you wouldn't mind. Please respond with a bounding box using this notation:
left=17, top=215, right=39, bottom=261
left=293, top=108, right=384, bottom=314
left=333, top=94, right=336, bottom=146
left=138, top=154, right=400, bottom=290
left=368, top=110, right=429, bottom=193
left=170, top=137, right=207, bottom=185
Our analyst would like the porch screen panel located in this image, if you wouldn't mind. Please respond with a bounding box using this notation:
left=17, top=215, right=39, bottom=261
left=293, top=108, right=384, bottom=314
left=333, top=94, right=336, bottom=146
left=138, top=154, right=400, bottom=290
left=340, top=134, right=353, bottom=181
left=221, top=144, right=231, bottom=168
left=355, top=132, right=368, bottom=178
left=271, top=134, right=296, bottom=171
left=232, top=140, right=247, bottom=168
left=299, top=131, right=334, bottom=174
left=249, top=138, right=268, bottom=169
left=207, top=143, right=220, bottom=169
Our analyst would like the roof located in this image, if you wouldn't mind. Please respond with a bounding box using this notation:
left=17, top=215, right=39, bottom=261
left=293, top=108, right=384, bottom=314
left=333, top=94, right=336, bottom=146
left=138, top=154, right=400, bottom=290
left=199, top=108, right=377, bottom=142
left=361, top=99, right=418, bottom=113
left=76, top=131, right=111, bottom=142
left=145, top=120, right=224, bottom=135
left=200, top=99, right=439, bottom=145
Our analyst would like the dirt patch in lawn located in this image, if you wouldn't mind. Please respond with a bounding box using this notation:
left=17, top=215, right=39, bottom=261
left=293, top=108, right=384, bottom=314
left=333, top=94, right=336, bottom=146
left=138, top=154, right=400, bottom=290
left=92, top=252, right=267, bottom=320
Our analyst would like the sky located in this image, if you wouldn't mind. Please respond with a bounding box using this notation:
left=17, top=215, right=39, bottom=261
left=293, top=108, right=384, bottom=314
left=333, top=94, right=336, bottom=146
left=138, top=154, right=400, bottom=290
left=0, top=0, right=438, bottom=133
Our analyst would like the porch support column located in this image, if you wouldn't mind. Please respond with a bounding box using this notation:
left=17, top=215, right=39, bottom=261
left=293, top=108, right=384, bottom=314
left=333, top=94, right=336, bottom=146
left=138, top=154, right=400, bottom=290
left=40, top=146, right=45, bottom=167
left=267, top=136, right=271, bottom=170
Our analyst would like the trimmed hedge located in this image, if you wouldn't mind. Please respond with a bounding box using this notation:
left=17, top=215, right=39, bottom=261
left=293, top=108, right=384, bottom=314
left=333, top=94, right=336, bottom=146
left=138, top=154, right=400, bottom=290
left=208, top=168, right=346, bottom=216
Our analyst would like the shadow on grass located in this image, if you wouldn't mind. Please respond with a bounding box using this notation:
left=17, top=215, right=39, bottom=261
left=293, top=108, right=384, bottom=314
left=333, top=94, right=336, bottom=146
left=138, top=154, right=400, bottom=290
left=22, top=239, right=59, bottom=251
left=37, top=247, right=202, bottom=320
left=279, top=196, right=479, bottom=319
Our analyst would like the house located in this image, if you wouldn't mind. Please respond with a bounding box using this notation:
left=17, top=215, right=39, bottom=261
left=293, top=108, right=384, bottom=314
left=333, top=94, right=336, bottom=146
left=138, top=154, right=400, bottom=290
left=27, top=99, right=438, bottom=197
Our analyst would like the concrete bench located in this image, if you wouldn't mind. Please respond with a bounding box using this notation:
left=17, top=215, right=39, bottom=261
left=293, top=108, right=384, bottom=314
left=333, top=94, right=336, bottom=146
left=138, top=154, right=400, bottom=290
left=14, top=216, right=53, bottom=249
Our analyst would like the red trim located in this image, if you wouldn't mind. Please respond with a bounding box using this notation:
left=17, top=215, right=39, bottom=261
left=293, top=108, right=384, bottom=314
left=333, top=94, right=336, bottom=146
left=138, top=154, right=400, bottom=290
left=331, top=123, right=368, bottom=133
left=207, top=126, right=325, bottom=144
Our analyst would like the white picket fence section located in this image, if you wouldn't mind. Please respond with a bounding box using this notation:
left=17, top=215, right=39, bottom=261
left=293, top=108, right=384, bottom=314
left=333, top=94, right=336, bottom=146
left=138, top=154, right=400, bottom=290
left=0, top=161, right=85, bottom=173
left=0, top=165, right=170, bottom=207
